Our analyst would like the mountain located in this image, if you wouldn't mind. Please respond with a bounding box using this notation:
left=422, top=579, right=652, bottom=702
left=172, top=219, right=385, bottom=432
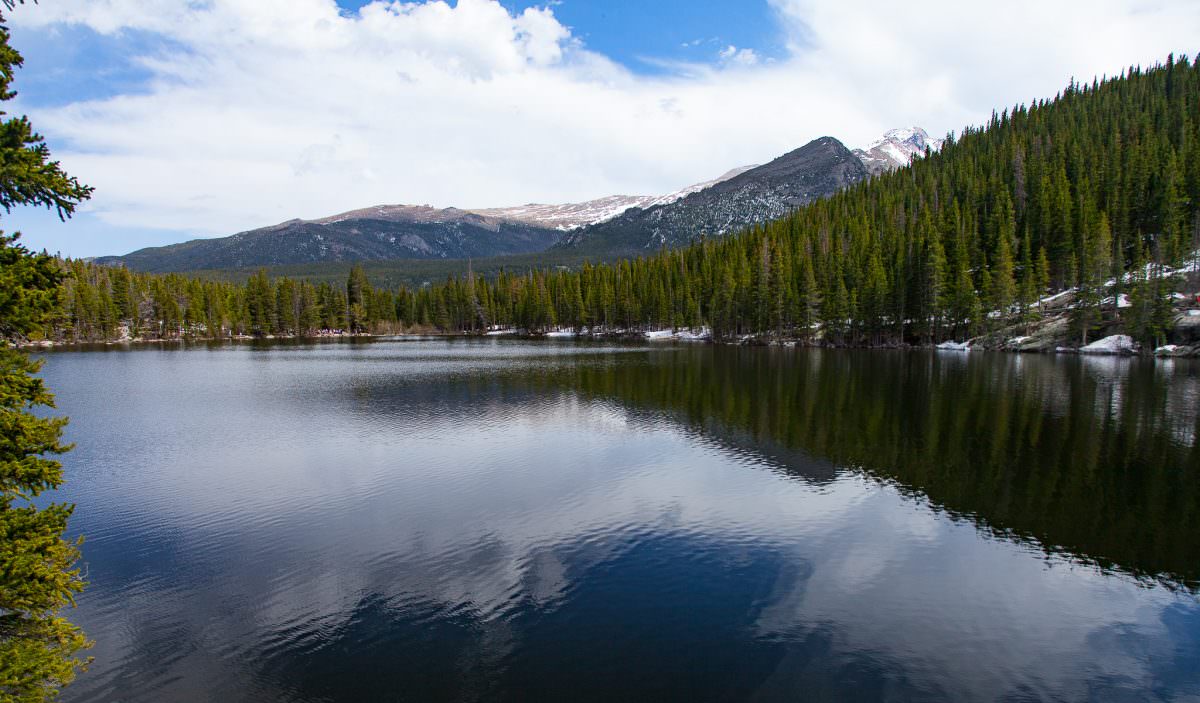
left=470, top=196, right=658, bottom=231
left=554, top=136, right=869, bottom=255
left=97, top=166, right=765, bottom=273
left=853, top=127, right=944, bottom=175
left=98, top=207, right=562, bottom=273
left=98, top=132, right=911, bottom=273
left=468, top=165, right=756, bottom=230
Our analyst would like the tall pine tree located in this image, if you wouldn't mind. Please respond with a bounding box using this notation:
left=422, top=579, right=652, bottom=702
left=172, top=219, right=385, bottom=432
left=0, top=1, right=94, bottom=698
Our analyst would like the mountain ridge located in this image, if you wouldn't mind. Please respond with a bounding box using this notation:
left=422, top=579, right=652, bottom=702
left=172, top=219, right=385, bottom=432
left=469, top=165, right=757, bottom=230
left=98, top=128, right=936, bottom=273
left=553, top=136, right=870, bottom=255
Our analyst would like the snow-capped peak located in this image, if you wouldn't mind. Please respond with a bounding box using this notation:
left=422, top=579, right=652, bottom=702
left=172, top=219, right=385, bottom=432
left=855, top=126, right=944, bottom=174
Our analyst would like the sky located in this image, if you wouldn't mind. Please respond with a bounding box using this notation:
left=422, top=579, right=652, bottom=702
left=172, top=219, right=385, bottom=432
left=3, top=0, right=1199, bottom=258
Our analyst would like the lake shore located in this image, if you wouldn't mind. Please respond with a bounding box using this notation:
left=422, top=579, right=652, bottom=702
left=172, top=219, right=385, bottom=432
left=13, top=289, right=1200, bottom=357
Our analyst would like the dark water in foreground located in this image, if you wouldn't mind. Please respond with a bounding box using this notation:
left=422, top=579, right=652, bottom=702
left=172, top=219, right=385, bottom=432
left=36, top=339, right=1200, bottom=702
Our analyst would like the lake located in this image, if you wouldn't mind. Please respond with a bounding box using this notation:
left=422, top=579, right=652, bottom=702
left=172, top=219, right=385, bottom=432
left=35, top=339, right=1200, bottom=702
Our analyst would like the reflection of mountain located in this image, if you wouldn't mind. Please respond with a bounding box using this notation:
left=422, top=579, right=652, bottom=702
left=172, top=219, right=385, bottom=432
left=558, top=348, right=1200, bottom=589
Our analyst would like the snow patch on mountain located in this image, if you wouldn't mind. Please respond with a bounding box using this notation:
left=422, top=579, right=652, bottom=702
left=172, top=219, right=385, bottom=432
left=853, top=127, right=944, bottom=174
left=470, top=195, right=658, bottom=231
left=469, top=165, right=757, bottom=230
left=642, top=165, right=758, bottom=209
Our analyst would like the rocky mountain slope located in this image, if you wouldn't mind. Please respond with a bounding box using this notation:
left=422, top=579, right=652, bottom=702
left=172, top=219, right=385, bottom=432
left=98, top=209, right=562, bottom=273
left=99, top=129, right=930, bottom=273
left=553, top=137, right=869, bottom=255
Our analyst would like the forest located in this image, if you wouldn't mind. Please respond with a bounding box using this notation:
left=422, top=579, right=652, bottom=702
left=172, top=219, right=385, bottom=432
left=37, top=55, right=1200, bottom=347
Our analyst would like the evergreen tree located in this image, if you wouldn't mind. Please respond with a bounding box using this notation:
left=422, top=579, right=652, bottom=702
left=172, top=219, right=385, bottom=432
left=1072, top=215, right=1113, bottom=344
left=346, top=264, right=370, bottom=333
left=989, top=193, right=1018, bottom=327
left=245, top=269, right=273, bottom=336
left=0, top=1, right=94, bottom=697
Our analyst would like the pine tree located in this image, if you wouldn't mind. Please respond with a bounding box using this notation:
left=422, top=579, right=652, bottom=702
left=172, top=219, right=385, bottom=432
left=1035, top=247, right=1051, bottom=314
left=246, top=269, right=273, bottom=335
left=0, top=2, right=94, bottom=697
left=346, top=264, right=370, bottom=333
left=989, top=192, right=1018, bottom=327
left=916, top=215, right=946, bottom=343
left=795, top=243, right=818, bottom=341
left=1072, top=215, right=1113, bottom=344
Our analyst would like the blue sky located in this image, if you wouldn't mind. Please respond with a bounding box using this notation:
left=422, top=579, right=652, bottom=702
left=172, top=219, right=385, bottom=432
left=377, top=0, right=785, bottom=71
left=499, top=0, right=786, bottom=71
left=13, top=1, right=784, bottom=112
left=4, top=0, right=1197, bottom=258
left=14, top=0, right=785, bottom=110
left=6, top=0, right=790, bottom=256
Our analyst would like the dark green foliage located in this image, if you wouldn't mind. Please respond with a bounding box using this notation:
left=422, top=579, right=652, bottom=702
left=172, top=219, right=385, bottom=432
left=0, top=235, right=60, bottom=339
left=0, top=3, right=93, bottom=698
left=46, top=259, right=410, bottom=341
left=346, top=264, right=370, bottom=333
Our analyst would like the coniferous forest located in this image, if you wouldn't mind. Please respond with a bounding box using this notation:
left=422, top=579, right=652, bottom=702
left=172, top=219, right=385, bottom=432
left=35, top=55, right=1200, bottom=348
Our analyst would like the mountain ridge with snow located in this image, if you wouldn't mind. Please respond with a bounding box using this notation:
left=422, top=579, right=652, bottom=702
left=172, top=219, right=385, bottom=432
left=97, top=127, right=940, bottom=271
left=853, top=126, right=945, bottom=175
left=469, top=165, right=758, bottom=230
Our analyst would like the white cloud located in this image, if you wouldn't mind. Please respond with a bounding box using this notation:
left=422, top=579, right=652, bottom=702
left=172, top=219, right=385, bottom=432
left=767, top=0, right=1200, bottom=137
left=7, top=0, right=1200, bottom=248
left=718, top=45, right=760, bottom=66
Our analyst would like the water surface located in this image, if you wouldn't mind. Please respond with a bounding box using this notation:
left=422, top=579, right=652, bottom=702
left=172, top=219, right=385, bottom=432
left=38, top=339, right=1200, bottom=702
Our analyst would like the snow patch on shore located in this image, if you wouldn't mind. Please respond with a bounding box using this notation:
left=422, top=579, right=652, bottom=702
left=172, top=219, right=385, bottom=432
left=644, top=328, right=712, bottom=342
left=936, top=341, right=971, bottom=351
left=1079, top=335, right=1137, bottom=355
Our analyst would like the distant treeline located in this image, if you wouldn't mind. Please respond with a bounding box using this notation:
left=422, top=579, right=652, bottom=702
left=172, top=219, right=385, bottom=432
left=53, top=262, right=406, bottom=340
left=45, top=55, right=1200, bottom=345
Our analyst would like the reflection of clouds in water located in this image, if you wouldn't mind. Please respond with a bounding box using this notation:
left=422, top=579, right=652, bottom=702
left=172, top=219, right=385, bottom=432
left=748, top=481, right=1196, bottom=702
left=88, top=407, right=1195, bottom=695
left=229, top=404, right=1198, bottom=701
left=43, top=342, right=1200, bottom=702
left=522, top=548, right=570, bottom=608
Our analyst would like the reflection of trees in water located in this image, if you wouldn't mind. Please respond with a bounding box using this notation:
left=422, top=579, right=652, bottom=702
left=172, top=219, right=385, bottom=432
left=559, top=348, right=1200, bottom=590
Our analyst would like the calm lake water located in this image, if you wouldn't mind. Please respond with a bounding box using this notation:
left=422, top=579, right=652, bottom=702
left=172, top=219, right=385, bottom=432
left=35, top=339, right=1200, bottom=702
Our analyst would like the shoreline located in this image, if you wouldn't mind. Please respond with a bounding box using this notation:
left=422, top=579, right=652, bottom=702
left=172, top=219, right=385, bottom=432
left=15, top=327, right=1198, bottom=358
